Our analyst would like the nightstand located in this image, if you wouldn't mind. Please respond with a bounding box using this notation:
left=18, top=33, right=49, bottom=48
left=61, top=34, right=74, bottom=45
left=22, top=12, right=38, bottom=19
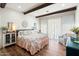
left=2, top=31, right=16, bottom=47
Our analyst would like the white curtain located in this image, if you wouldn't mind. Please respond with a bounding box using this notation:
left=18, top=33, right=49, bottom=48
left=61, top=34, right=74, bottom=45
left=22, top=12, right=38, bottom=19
left=39, top=11, right=75, bottom=41
left=61, top=14, right=75, bottom=34
left=48, top=17, right=61, bottom=40
left=40, top=19, right=48, bottom=34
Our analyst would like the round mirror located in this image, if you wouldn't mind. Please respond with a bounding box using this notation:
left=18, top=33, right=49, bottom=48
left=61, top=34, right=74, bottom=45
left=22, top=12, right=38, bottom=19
left=22, top=20, right=28, bottom=28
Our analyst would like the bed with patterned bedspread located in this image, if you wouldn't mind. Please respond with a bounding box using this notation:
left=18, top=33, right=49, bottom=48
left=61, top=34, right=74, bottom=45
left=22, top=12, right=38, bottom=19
left=16, top=31, right=49, bottom=55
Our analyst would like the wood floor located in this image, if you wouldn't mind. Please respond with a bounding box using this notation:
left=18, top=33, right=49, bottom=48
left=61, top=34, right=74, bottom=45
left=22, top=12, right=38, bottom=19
left=0, top=40, right=66, bottom=56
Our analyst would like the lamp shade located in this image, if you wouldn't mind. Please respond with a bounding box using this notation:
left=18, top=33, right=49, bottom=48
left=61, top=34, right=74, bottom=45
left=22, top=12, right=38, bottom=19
left=12, top=24, right=16, bottom=31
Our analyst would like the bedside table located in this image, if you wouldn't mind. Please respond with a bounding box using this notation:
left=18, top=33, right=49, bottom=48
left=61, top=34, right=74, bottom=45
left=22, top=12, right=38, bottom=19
left=2, top=31, right=16, bottom=47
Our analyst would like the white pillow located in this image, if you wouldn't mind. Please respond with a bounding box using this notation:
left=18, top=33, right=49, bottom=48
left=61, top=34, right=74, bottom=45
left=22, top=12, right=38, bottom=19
left=18, top=31, right=24, bottom=37
left=23, top=31, right=31, bottom=35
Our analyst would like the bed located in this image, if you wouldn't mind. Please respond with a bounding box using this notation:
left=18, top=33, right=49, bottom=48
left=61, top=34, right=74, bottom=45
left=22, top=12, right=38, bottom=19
left=16, top=30, right=49, bottom=55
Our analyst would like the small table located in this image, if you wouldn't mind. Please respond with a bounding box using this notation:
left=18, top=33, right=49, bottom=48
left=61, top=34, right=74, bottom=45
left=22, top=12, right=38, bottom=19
left=66, top=39, right=79, bottom=56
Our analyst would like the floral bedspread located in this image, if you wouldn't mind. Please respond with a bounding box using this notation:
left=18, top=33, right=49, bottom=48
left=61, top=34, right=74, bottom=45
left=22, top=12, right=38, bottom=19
left=16, top=33, right=49, bottom=55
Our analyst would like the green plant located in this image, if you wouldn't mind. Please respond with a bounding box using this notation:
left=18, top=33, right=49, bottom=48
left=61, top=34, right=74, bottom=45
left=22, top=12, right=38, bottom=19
left=0, top=26, right=8, bottom=30
left=71, top=27, right=79, bottom=34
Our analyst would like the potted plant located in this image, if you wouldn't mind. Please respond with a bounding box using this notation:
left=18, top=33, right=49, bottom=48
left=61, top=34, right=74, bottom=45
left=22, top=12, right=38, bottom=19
left=71, top=27, right=79, bottom=34
left=0, top=26, right=8, bottom=31
left=71, top=27, right=79, bottom=41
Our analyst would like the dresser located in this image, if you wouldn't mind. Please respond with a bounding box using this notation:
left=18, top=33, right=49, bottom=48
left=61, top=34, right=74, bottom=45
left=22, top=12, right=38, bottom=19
left=2, top=31, right=16, bottom=47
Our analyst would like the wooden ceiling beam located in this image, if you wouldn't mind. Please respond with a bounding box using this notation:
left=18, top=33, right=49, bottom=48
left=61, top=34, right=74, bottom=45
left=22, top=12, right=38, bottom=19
left=0, top=3, right=6, bottom=8
left=24, top=3, right=54, bottom=15
left=36, top=6, right=77, bottom=18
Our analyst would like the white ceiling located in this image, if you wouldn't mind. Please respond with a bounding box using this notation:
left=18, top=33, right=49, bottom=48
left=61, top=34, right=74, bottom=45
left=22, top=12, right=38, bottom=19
left=4, top=3, right=79, bottom=17
left=6, top=3, right=43, bottom=12
left=29, top=3, right=78, bottom=17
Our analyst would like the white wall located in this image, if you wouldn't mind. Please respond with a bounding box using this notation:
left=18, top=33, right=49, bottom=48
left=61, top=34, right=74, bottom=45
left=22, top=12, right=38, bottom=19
left=1, top=8, right=23, bottom=29
left=61, top=14, right=75, bottom=34
left=0, top=8, right=2, bottom=26
left=75, top=4, right=79, bottom=27
left=0, top=8, right=2, bottom=48
left=24, top=14, right=39, bottom=31
left=0, top=8, right=39, bottom=31
left=0, top=14, right=1, bottom=48
left=0, top=8, right=39, bottom=48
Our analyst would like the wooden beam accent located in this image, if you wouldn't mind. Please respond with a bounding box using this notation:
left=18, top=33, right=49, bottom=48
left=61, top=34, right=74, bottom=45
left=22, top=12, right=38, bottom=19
left=36, top=6, right=77, bottom=18
left=24, top=3, right=54, bottom=14
left=0, top=3, right=6, bottom=8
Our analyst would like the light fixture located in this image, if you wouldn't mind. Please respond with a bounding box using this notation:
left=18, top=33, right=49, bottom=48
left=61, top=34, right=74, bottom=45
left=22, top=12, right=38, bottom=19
left=18, top=6, right=21, bottom=9
left=7, top=22, right=16, bottom=31
left=12, top=23, right=16, bottom=31
left=61, top=4, right=65, bottom=7
left=8, top=22, right=13, bottom=31
left=46, top=11, right=49, bottom=12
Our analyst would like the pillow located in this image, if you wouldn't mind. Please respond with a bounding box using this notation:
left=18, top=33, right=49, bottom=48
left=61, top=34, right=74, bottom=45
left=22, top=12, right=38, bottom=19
left=23, top=31, right=31, bottom=35
left=18, top=31, right=31, bottom=36
left=18, top=31, right=24, bottom=37
left=18, top=30, right=38, bottom=36
left=31, top=31, right=37, bottom=33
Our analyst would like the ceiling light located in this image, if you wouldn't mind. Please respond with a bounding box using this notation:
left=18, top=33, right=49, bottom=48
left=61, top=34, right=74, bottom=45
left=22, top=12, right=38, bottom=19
left=46, top=11, right=49, bottom=12
left=18, top=6, right=21, bottom=8
left=62, top=4, right=65, bottom=7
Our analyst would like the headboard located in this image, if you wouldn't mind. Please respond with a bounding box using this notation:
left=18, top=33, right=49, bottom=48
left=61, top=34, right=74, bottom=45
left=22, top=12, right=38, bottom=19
left=16, top=29, right=34, bottom=36
left=16, top=29, right=38, bottom=36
